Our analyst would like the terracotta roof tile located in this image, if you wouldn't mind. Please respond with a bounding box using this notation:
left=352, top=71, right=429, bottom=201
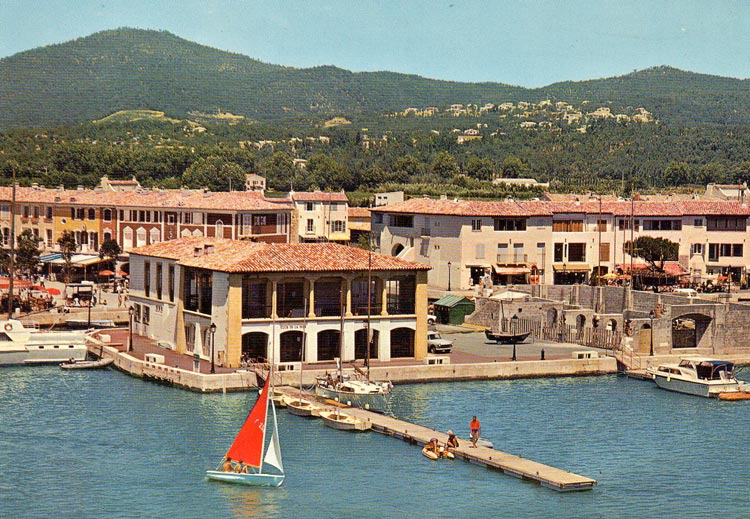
left=131, top=237, right=429, bottom=273
left=291, top=191, right=348, bottom=203
left=0, top=187, right=293, bottom=211
left=371, top=197, right=750, bottom=218
left=348, top=207, right=371, bottom=218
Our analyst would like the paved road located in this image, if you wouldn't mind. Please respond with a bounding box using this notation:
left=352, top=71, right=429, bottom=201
left=437, top=327, right=602, bottom=363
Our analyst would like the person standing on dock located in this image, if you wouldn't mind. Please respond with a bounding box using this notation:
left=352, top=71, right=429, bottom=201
left=470, top=416, right=481, bottom=448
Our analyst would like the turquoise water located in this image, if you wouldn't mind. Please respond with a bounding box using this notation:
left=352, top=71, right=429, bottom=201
left=2, top=367, right=749, bottom=518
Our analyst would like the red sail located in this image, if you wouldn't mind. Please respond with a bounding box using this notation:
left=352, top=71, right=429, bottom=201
left=226, top=377, right=270, bottom=468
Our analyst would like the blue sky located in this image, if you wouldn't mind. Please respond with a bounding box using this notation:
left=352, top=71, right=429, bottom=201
left=2, top=0, right=750, bottom=87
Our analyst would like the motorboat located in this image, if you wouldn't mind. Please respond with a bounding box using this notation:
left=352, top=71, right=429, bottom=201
left=648, top=357, right=748, bottom=398
left=0, top=320, right=87, bottom=366
left=315, top=374, right=393, bottom=413
left=484, top=329, right=531, bottom=344
left=65, top=318, right=116, bottom=329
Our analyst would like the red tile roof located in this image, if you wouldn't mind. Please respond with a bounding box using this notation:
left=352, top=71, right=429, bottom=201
left=291, top=191, right=348, bottom=203
left=371, top=197, right=750, bottom=218
left=617, top=261, right=688, bottom=276
left=131, top=237, right=429, bottom=273
left=348, top=207, right=371, bottom=218
left=0, top=187, right=293, bottom=211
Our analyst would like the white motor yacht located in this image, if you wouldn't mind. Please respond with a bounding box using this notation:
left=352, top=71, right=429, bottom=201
left=648, top=357, right=746, bottom=398
left=0, top=320, right=87, bottom=366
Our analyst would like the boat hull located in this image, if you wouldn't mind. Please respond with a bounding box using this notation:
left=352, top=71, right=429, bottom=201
left=652, top=373, right=740, bottom=398
left=0, top=344, right=87, bottom=366
left=485, top=330, right=531, bottom=344
left=319, top=411, right=370, bottom=431
left=314, top=386, right=390, bottom=413
left=60, top=358, right=114, bottom=370
left=206, top=470, right=284, bottom=487
left=286, top=399, right=320, bottom=417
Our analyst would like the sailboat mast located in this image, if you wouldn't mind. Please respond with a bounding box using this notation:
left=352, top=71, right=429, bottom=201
left=300, top=298, right=307, bottom=395
left=259, top=319, right=276, bottom=475
left=366, top=248, right=372, bottom=380
left=7, top=167, right=16, bottom=319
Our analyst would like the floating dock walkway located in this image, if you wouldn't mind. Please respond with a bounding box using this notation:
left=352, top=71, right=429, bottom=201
left=274, top=387, right=596, bottom=492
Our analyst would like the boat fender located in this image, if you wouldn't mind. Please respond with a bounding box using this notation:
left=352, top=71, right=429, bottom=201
left=667, top=376, right=671, bottom=382
left=4, top=323, right=11, bottom=331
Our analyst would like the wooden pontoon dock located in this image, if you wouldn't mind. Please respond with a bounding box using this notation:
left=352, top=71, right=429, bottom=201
left=274, top=387, right=596, bottom=492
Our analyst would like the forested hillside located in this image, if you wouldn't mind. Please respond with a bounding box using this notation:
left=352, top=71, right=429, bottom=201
left=2, top=28, right=749, bottom=129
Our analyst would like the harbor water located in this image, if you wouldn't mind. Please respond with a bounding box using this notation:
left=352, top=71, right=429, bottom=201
left=2, top=366, right=749, bottom=518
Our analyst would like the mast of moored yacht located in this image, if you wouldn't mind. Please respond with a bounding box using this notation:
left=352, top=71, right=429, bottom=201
left=7, top=166, right=16, bottom=319
left=366, top=247, right=372, bottom=381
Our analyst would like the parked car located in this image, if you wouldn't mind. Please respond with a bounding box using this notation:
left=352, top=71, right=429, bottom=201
left=427, top=331, right=453, bottom=354
left=427, top=313, right=437, bottom=325
left=674, top=287, right=698, bottom=297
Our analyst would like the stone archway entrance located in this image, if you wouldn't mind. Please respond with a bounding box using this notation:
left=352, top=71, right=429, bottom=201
left=355, top=328, right=379, bottom=361
left=242, top=332, right=268, bottom=362
left=672, top=313, right=712, bottom=349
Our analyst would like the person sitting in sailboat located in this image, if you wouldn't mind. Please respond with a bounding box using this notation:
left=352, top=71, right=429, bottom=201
left=222, top=457, right=234, bottom=472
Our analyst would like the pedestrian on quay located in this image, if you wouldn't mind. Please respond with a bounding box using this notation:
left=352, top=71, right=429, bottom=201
left=470, top=416, right=481, bottom=448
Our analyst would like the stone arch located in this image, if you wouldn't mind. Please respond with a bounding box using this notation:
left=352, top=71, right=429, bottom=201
left=391, top=243, right=405, bottom=257
left=576, top=314, right=586, bottom=329
left=242, top=332, right=268, bottom=362
left=280, top=330, right=303, bottom=362
left=546, top=307, right=558, bottom=326
left=672, top=313, right=712, bottom=349
left=390, top=327, right=415, bottom=358
left=317, top=329, right=340, bottom=361
left=355, top=328, right=379, bottom=360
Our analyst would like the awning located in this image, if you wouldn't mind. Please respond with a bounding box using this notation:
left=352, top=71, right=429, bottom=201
left=39, top=253, right=62, bottom=263
left=49, top=254, right=106, bottom=267
left=493, top=265, right=530, bottom=275
left=552, top=264, right=590, bottom=272
left=0, top=278, right=33, bottom=290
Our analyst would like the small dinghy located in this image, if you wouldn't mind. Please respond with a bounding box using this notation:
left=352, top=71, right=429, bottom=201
left=60, top=357, right=114, bottom=370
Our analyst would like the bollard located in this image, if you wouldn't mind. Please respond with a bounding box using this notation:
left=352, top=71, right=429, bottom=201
left=540, top=348, right=545, bottom=360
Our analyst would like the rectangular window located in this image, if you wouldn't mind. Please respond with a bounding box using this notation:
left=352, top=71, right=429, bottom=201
left=709, top=244, right=719, bottom=261
left=183, top=269, right=212, bottom=314
left=554, top=243, right=564, bottom=262
left=331, top=220, right=346, bottom=233
left=618, top=219, right=640, bottom=231
left=33, top=207, right=39, bottom=219
left=493, top=218, right=526, bottom=231
left=306, top=219, right=314, bottom=233
left=568, top=243, right=586, bottom=262
left=23, top=206, right=29, bottom=218
left=643, top=220, right=682, bottom=231
left=144, top=262, right=151, bottom=298
left=0, top=204, right=9, bottom=218
left=253, top=215, right=267, bottom=226
left=389, top=215, right=414, bottom=228
left=694, top=218, right=703, bottom=227
left=596, top=218, right=607, bottom=232
left=476, top=243, right=485, bottom=259
left=733, top=244, right=743, bottom=257
left=691, top=244, right=703, bottom=255
left=46, top=206, right=53, bottom=219
left=183, top=212, right=193, bottom=224
left=167, top=213, right=175, bottom=224
left=471, top=219, right=482, bottom=231
left=707, top=216, right=747, bottom=232
left=168, top=265, right=175, bottom=302
left=143, top=306, right=150, bottom=325
left=76, top=208, right=84, bottom=220
left=599, top=242, right=610, bottom=262
left=373, top=213, right=383, bottom=224
left=552, top=220, right=583, bottom=232
left=156, top=263, right=163, bottom=300
left=306, top=202, right=314, bottom=211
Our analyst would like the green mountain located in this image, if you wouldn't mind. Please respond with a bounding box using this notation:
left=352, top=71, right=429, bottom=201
left=1, top=28, right=748, bottom=129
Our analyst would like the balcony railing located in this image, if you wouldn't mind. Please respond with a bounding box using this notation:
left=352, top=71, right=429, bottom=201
left=496, top=253, right=528, bottom=264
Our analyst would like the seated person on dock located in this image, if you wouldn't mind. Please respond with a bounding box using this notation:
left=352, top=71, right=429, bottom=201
left=446, top=430, right=459, bottom=450
left=222, top=457, right=234, bottom=472
left=426, top=438, right=439, bottom=455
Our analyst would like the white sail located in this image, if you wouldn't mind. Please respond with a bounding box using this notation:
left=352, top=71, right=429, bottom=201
left=263, top=401, right=284, bottom=473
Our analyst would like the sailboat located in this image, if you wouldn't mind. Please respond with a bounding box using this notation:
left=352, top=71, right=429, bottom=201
left=206, top=374, right=285, bottom=486
left=287, top=301, right=322, bottom=417
left=314, top=252, right=393, bottom=413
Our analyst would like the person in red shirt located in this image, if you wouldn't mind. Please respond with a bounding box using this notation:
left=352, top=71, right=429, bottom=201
left=469, top=416, right=481, bottom=448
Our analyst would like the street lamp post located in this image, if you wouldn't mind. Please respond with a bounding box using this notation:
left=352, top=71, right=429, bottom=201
left=447, top=261, right=452, bottom=292
left=511, top=314, right=519, bottom=361
left=210, top=322, right=217, bottom=374
left=649, top=309, right=655, bottom=356
left=128, top=305, right=135, bottom=353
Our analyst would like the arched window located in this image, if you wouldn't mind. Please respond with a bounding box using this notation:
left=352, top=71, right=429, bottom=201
left=181, top=228, right=192, bottom=238
left=136, top=227, right=147, bottom=247
left=192, top=229, right=203, bottom=237
left=103, top=209, right=112, bottom=221
left=215, top=220, right=224, bottom=239
left=122, top=227, right=133, bottom=249
left=88, top=208, right=96, bottom=220
left=149, top=228, right=160, bottom=244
